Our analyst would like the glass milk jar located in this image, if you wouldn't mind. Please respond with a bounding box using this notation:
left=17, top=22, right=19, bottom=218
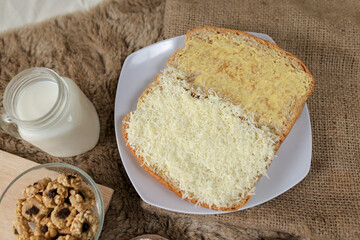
left=0, top=67, right=100, bottom=157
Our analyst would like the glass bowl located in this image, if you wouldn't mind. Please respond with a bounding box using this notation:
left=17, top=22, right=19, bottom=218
left=0, top=163, right=104, bottom=239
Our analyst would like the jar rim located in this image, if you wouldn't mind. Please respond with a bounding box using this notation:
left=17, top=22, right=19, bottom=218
left=3, top=67, right=69, bottom=129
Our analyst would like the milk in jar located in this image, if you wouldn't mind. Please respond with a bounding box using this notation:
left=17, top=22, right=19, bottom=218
left=1, top=68, right=100, bottom=157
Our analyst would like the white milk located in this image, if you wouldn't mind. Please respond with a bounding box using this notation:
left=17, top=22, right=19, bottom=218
left=16, top=80, right=59, bottom=121
left=16, top=77, right=100, bottom=157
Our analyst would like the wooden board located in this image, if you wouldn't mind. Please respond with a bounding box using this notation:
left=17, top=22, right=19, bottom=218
left=0, top=150, right=114, bottom=239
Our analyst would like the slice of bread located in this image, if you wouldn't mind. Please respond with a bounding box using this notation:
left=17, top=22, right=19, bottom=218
left=169, top=27, right=314, bottom=140
left=122, top=27, right=314, bottom=211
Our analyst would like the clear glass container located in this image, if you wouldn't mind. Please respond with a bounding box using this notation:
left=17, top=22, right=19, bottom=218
left=0, top=163, right=104, bottom=239
left=0, top=67, right=100, bottom=157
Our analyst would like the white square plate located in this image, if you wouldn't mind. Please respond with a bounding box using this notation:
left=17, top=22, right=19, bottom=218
left=114, top=33, right=312, bottom=214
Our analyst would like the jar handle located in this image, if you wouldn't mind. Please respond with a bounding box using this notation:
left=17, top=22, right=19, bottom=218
left=0, top=113, right=22, bottom=139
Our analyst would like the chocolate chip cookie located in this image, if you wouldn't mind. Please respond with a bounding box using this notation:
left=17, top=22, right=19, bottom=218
left=15, top=198, right=26, bottom=219
left=21, top=196, right=49, bottom=222
left=57, top=235, right=78, bottom=240
left=42, top=181, right=68, bottom=208
left=14, top=173, right=99, bottom=239
left=70, top=210, right=98, bottom=240
left=23, top=177, right=51, bottom=198
left=51, top=204, right=77, bottom=229
left=13, top=217, right=31, bottom=239
left=69, top=186, right=95, bottom=212
left=57, top=173, right=82, bottom=189
left=33, top=217, right=58, bottom=239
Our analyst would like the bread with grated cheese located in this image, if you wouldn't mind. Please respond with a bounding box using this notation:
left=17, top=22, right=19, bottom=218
left=122, top=27, right=314, bottom=211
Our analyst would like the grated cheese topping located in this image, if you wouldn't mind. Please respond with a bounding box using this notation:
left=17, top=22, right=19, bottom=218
left=125, top=68, right=277, bottom=208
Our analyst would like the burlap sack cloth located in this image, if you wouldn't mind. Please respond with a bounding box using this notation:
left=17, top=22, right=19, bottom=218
left=143, top=0, right=360, bottom=239
left=0, top=0, right=359, bottom=239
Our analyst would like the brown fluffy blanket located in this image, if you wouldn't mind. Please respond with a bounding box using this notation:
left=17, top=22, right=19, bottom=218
left=2, top=0, right=358, bottom=239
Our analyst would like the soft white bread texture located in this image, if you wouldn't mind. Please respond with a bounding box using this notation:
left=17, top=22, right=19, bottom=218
left=122, top=27, right=314, bottom=211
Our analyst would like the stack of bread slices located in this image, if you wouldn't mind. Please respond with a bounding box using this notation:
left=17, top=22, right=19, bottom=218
left=122, top=27, right=314, bottom=211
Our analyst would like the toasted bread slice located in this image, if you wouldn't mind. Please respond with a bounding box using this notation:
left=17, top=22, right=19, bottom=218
left=168, top=27, right=314, bottom=141
left=122, top=27, right=314, bottom=211
left=123, top=68, right=278, bottom=210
